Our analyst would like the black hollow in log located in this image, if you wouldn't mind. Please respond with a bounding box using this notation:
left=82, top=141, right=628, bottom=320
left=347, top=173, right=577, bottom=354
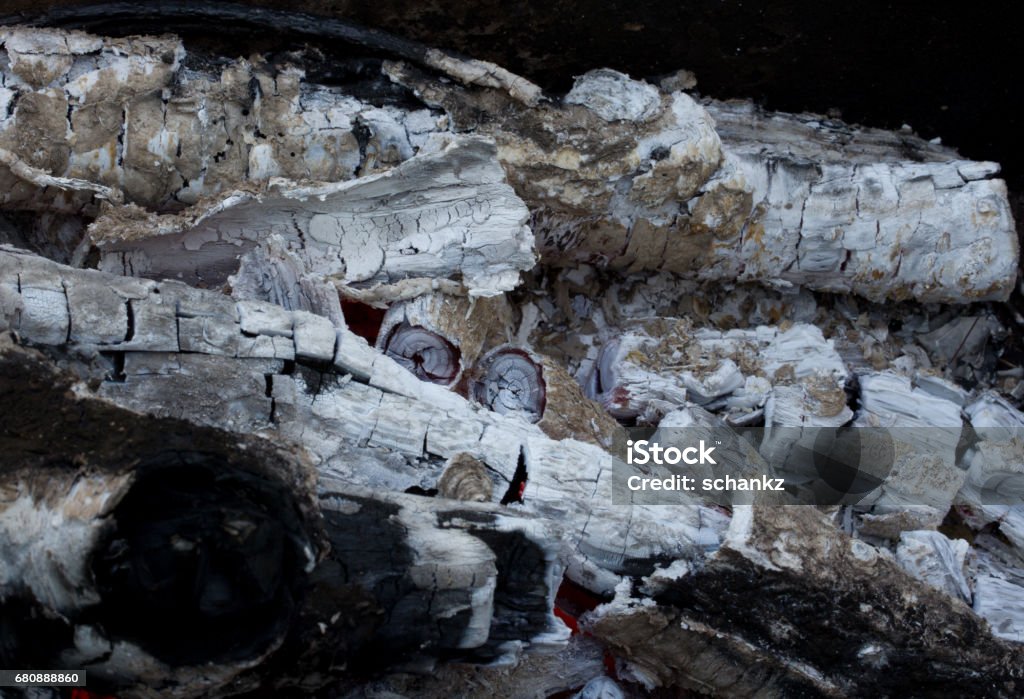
left=0, top=338, right=323, bottom=693
left=90, top=455, right=310, bottom=667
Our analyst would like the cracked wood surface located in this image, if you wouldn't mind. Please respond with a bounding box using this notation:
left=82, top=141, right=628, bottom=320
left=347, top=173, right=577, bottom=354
left=0, top=27, right=1016, bottom=302
left=1, top=18, right=1024, bottom=699
left=90, top=137, right=537, bottom=297
left=0, top=245, right=732, bottom=601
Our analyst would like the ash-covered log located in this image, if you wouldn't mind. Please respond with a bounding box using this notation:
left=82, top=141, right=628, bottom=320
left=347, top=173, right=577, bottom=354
left=0, top=337, right=322, bottom=696
left=0, top=337, right=567, bottom=696
left=585, top=507, right=1024, bottom=696
left=0, top=25, right=1015, bottom=303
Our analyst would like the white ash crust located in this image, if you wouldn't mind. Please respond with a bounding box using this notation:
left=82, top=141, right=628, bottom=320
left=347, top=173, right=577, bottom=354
left=565, top=69, right=662, bottom=123
left=0, top=26, right=1015, bottom=303
left=92, top=137, right=536, bottom=297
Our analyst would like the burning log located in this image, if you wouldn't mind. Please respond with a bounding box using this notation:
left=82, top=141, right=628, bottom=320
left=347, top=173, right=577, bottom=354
left=90, top=137, right=536, bottom=297
left=0, top=25, right=423, bottom=213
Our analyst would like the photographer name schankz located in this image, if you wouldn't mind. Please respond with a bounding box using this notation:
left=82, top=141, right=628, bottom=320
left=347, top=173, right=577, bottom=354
left=625, top=440, right=786, bottom=492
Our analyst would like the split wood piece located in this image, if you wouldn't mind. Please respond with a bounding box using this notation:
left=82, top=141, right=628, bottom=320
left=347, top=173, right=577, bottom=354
left=91, top=136, right=536, bottom=297
left=422, top=48, right=543, bottom=106
left=642, top=406, right=793, bottom=509
left=0, top=26, right=448, bottom=213
left=705, top=99, right=1018, bottom=303
left=584, top=507, right=1024, bottom=696
left=758, top=379, right=859, bottom=506
left=0, top=244, right=463, bottom=403
left=0, top=22, right=534, bottom=217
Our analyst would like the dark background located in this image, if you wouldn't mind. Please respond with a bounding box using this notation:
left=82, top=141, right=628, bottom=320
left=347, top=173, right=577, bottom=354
left=1, top=0, right=1021, bottom=190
